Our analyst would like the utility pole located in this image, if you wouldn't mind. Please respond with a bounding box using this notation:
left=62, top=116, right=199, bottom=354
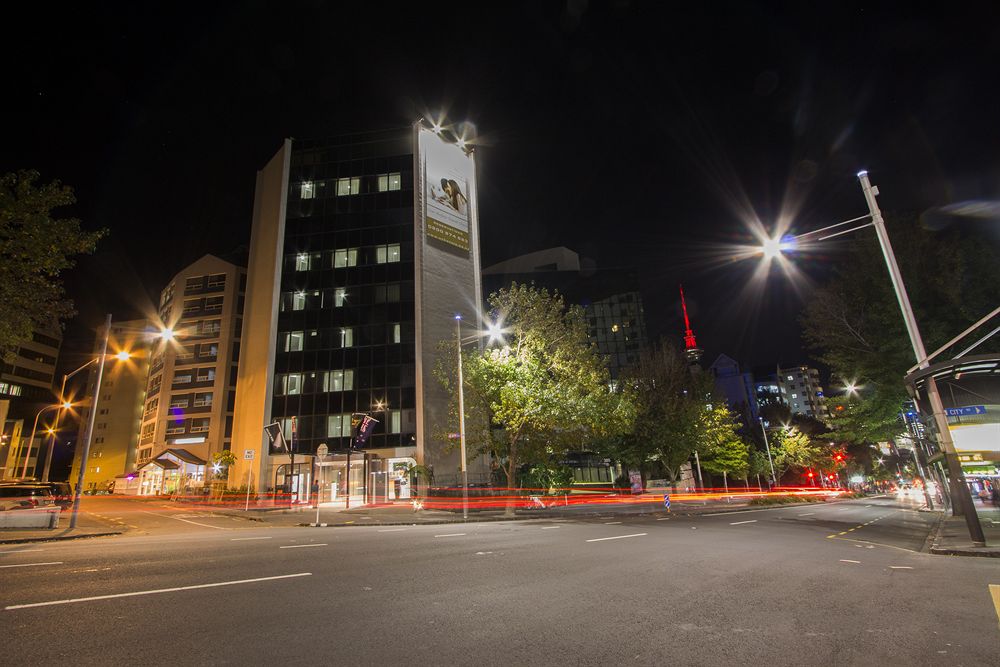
left=70, top=314, right=111, bottom=529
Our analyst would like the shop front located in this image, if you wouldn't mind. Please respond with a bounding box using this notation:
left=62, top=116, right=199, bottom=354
left=135, top=449, right=207, bottom=496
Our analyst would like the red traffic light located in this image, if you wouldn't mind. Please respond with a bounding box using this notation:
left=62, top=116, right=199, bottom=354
left=807, top=471, right=814, bottom=478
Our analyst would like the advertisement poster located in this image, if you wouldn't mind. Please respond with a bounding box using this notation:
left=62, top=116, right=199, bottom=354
left=421, top=129, right=473, bottom=251
left=629, top=470, right=643, bottom=495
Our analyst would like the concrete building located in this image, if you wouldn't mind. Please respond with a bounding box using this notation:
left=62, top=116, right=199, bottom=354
left=482, top=247, right=647, bottom=380
left=229, top=125, right=484, bottom=503
left=777, top=365, right=829, bottom=421
left=0, top=328, right=63, bottom=480
left=708, top=354, right=758, bottom=425
left=68, top=319, right=152, bottom=493
left=132, top=255, right=246, bottom=495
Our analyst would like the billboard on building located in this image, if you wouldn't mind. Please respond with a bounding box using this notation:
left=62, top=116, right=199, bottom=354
left=421, top=130, right=473, bottom=251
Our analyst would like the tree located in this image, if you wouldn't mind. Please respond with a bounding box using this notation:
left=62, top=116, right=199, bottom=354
left=771, top=427, right=821, bottom=479
left=699, top=405, right=750, bottom=489
left=443, top=284, right=626, bottom=508
left=0, top=170, right=105, bottom=360
left=602, top=340, right=714, bottom=488
left=211, top=449, right=238, bottom=480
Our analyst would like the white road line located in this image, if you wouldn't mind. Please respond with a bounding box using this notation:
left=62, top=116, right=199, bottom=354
left=0, top=549, right=44, bottom=554
left=703, top=506, right=813, bottom=517
left=604, top=521, right=622, bottom=525
left=889, top=566, right=914, bottom=570
left=231, top=537, right=273, bottom=541
left=377, top=528, right=408, bottom=532
left=434, top=533, right=467, bottom=538
left=5, top=572, right=312, bottom=610
left=798, top=513, right=815, bottom=516
left=540, top=526, right=561, bottom=529
left=839, top=559, right=861, bottom=564
left=279, top=544, right=327, bottom=549
left=138, top=510, right=228, bottom=530
left=0, top=562, right=63, bottom=569
left=729, top=520, right=758, bottom=526
left=656, top=517, right=671, bottom=521
left=586, top=533, right=647, bottom=543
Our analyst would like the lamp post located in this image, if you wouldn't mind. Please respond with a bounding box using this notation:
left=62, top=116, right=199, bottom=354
left=41, top=360, right=100, bottom=482
left=69, top=314, right=112, bottom=529
left=19, top=404, right=67, bottom=478
left=758, top=417, right=777, bottom=488
left=760, top=172, right=984, bottom=545
left=455, top=315, right=469, bottom=521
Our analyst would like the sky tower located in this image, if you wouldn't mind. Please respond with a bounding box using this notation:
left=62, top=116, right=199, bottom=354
left=679, top=284, right=703, bottom=366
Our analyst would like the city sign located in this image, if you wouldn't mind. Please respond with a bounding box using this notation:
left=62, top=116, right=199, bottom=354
left=946, top=405, right=986, bottom=417
left=243, top=449, right=255, bottom=460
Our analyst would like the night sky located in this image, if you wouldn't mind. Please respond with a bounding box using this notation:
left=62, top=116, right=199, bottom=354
left=5, top=2, right=1000, bottom=374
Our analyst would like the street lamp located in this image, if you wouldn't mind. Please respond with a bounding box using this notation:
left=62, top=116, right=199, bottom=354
left=755, top=171, right=984, bottom=544
left=758, top=417, right=778, bottom=488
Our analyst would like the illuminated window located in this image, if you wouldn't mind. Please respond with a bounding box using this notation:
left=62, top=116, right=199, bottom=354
left=334, top=288, right=347, bottom=307
left=787, top=375, right=794, bottom=381
left=389, top=410, right=401, bottom=434
left=334, top=248, right=358, bottom=268
left=392, top=323, right=401, bottom=344
left=336, top=177, right=360, bottom=196
left=376, top=244, right=401, bottom=264
left=791, top=393, right=798, bottom=399
left=283, top=331, right=304, bottom=352
left=277, top=374, right=303, bottom=396
left=322, top=370, right=354, bottom=392
left=340, top=328, right=354, bottom=348
left=301, top=181, right=315, bottom=199
left=377, top=172, right=401, bottom=192
left=611, top=324, right=620, bottom=333
left=195, top=368, right=215, bottom=383
left=327, top=413, right=352, bottom=438
left=292, top=292, right=306, bottom=311
left=296, top=253, right=310, bottom=271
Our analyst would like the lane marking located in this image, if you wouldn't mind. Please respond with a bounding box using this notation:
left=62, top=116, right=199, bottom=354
left=889, top=566, right=913, bottom=570
left=5, top=572, right=312, bottom=610
left=0, top=562, right=63, bottom=569
left=139, top=510, right=229, bottom=531
left=798, top=513, right=815, bottom=516
left=0, top=549, right=44, bottom=554
left=540, top=526, right=561, bottom=530
left=656, top=517, right=671, bottom=521
left=231, top=537, right=273, bottom=541
left=730, top=520, right=758, bottom=526
left=377, top=528, right=408, bottom=532
left=989, top=585, right=1000, bottom=630
left=434, top=533, right=467, bottom=538
left=703, top=505, right=820, bottom=517
left=586, top=533, right=647, bottom=543
left=279, top=544, right=327, bottom=549
left=604, top=521, right=622, bottom=525
left=839, top=559, right=861, bottom=564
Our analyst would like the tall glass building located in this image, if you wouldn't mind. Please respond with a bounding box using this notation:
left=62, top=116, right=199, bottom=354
left=232, top=125, right=485, bottom=503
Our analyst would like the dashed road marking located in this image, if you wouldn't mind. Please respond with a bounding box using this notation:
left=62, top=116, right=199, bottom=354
left=586, top=533, right=647, bottom=543
left=730, top=520, right=758, bottom=526
left=231, top=536, right=273, bottom=541
left=604, top=521, right=622, bottom=525
left=434, top=533, right=467, bottom=538
left=377, top=528, right=408, bottom=532
left=889, top=566, right=913, bottom=570
left=279, top=544, right=327, bottom=549
left=839, top=559, right=861, bottom=564
left=0, top=562, right=63, bottom=569
left=540, top=526, right=561, bottom=530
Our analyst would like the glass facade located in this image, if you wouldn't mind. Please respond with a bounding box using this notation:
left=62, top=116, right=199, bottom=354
left=272, top=130, right=418, bottom=454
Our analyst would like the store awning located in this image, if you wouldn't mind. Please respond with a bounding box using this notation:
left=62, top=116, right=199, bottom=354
left=163, top=448, right=207, bottom=465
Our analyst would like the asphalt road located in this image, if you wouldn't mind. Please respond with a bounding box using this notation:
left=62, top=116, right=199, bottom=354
left=1, top=497, right=997, bottom=666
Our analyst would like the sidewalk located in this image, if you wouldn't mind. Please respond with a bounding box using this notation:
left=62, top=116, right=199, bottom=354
left=929, top=503, right=1000, bottom=558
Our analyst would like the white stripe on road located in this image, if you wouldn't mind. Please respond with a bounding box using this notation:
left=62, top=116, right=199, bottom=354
left=434, top=533, right=467, bottom=538
left=889, top=566, right=914, bottom=570
left=729, top=520, right=757, bottom=526
left=279, top=544, right=327, bottom=549
left=5, top=572, right=312, bottom=610
left=540, top=526, right=561, bottom=529
left=656, top=517, right=671, bottom=521
left=139, top=510, right=229, bottom=530
left=0, top=562, right=63, bottom=569
left=377, top=528, right=408, bottom=532
left=0, top=549, right=44, bottom=554
left=604, top=521, right=622, bottom=525
left=586, top=533, right=647, bottom=543
left=231, top=537, right=273, bottom=541
left=798, top=513, right=815, bottom=516
left=839, top=559, right=861, bottom=564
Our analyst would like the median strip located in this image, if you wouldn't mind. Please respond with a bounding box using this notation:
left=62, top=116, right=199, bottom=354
left=5, top=572, right=312, bottom=610
left=586, top=533, right=647, bottom=543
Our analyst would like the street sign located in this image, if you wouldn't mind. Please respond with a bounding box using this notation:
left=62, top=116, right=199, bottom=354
left=316, top=444, right=328, bottom=457
left=243, top=449, right=255, bottom=460
left=663, top=494, right=671, bottom=510
left=946, top=405, right=986, bottom=417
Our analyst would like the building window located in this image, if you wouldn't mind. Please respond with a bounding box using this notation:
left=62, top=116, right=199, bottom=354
left=292, top=292, right=307, bottom=311
left=277, top=373, right=303, bottom=396
left=193, top=392, right=213, bottom=407
left=377, top=172, right=401, bottom=192
left=190, top=418, right=210, bottom=433
left=283, top=331, right=304, bottom=352
left=787, top=375, right=794, bottom=381
left=322, top=370, right=354, bottom=392
left=389, top=410, right=401, bottom=434
left=791, top=393, right=798, bottom=399
left=333, top=248, right=358, bottom=268
left=207, top=273, right=226, bottom=289
left=166, top=421, right=185, bottom=435
left=392, top=323, right=401, bottom=344
left=185, top=276, right=203, bottom=291
left=334, top=288, right=347, bottom=307
left=170, top=395, right=189, bottom=409
left=295, top=253, right=310, bottom=271
left=336, top=177, right=360, bottom=196
left=375, top=244, right=401, bottom=264
left=200, top=344, right=218, bottom=357
left=205, top=296, right=223, bottom=312
left=327, top=413, right=352, bottom=437
left=196, top=368, right=216, bottom=383
left=301, top=181, right=315, bottom=199
left=340, top=328, right=354, bottom=348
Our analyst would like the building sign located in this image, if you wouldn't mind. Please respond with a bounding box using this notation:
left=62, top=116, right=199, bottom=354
left=264, top=421, right=287, bottom=452
left=243, top=449, right=255, bottom=460
left=420, top=129, right=474, bottom=251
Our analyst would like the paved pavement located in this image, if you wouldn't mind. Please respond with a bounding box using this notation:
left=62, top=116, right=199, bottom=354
left=1, top=496, right=998, bottom=665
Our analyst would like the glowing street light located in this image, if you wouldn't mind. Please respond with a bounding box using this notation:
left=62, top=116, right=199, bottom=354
left=115, top=350, right=131, bottom=362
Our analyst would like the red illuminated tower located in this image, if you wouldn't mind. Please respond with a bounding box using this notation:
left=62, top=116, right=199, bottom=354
left=679, top=284, right=703, bottom=366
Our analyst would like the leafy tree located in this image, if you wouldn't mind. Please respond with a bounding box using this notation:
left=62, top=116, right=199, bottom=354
left=699, top=405, right=750, bottom=487
left=0, top=170, right=105, bottom=360
left=442, top=284, right=627, bottom=506
left=212, top=449, right=237, bottom=480
left=771, top=427, right=821, bottom=479
left=826, top=394, right=900, bottom=445
left=748, top=448, right=773, bottom=488
left=602, top=341, right=714, bottom=488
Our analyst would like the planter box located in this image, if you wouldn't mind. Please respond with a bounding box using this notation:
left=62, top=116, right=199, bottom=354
left=0, top=508, right=60, bottom=529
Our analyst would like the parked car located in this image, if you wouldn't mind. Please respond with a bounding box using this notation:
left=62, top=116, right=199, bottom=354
left=35, top=482, right=73, bottom=510
left=0, top=484, right=56, bottom=511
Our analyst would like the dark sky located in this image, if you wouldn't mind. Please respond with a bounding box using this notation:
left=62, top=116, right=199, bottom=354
left=4, top=1, right=1000, bottom=372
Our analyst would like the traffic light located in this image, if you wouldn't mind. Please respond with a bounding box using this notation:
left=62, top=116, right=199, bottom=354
left=807, top=471, right=814, bottom=478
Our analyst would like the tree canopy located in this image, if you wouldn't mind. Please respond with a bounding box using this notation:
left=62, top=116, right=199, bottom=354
left=0, top=170, right=105, bottom=360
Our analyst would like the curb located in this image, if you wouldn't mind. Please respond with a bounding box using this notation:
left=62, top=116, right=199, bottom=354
left=927, top=514, right=1000, bottom=558
left=0, top=531, right=122, bottom=545
left=921, top=511, right=946, bottom=554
